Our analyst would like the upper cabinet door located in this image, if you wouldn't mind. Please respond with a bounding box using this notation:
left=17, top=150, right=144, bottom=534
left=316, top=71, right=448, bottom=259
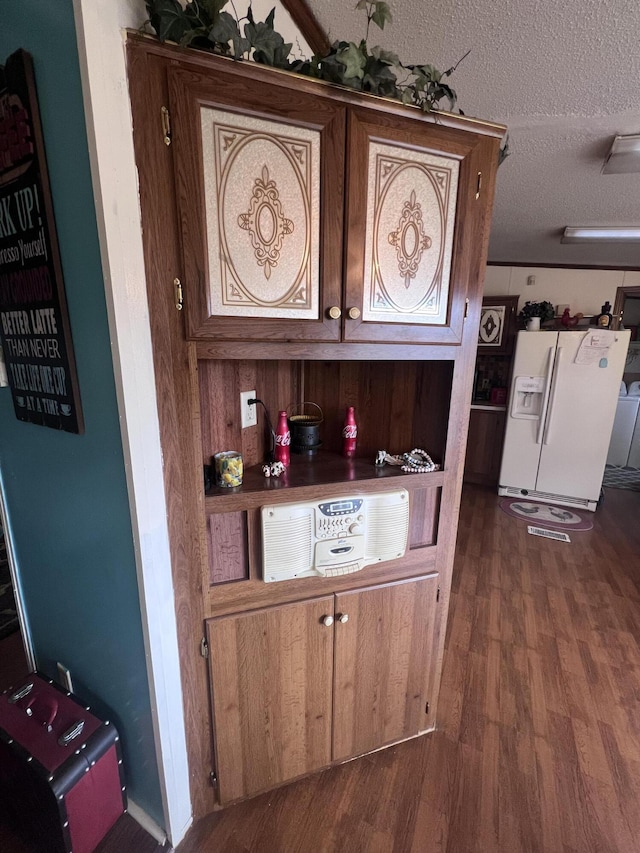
left=168, top=65, right=346, bottom=341
left=343, top=107, right=488, bottom=345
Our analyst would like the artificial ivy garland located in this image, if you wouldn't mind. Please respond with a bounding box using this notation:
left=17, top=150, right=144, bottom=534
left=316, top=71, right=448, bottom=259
left=144, top=0, right=466, bottom=115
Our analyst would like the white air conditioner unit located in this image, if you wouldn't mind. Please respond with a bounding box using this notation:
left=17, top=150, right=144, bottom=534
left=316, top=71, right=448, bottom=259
left=261, top=490, right=409, bottom=583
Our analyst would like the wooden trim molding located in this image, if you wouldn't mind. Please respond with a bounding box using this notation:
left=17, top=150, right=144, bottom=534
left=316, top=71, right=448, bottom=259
left=279, top=0, right=331, bottom=55
left=613, top=284, right=640, bottom=331
left=489, top=261, right=640, bottom=272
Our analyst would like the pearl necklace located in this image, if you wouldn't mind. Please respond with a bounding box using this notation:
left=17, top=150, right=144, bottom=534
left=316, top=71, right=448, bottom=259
left=376, top=448, right=440, bottom=473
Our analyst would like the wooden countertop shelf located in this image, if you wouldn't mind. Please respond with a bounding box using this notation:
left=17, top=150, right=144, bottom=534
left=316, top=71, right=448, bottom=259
left=204, top=451, right=445, bottom=512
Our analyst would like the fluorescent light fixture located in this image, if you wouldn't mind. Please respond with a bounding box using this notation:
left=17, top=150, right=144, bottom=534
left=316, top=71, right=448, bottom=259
left=562, top=226, right=640, bottom=244
left=602, top=134, right=640, bottom=174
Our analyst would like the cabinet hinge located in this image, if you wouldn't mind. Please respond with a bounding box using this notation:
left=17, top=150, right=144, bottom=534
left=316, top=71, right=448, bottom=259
left=475, top=170, right=482, bottom=199
left=200, top=636, right=209, bottom=658
left=436, top=586, right=440, bottom=602
left=210, top=770, right=217, bottom=788
left=425, top=701, right=430, bottom=715
left=161, top=105, right=171, bottom=146
left=174, top=277, right=183, bottom=311
left=464, top=298, right=469, bottom=320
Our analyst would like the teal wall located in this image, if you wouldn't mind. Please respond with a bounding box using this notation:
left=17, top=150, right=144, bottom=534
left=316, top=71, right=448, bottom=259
left=0, top=0, right=164, bottom=826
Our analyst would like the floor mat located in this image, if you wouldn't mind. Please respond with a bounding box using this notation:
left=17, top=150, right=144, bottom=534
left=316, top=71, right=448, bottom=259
left=499, top=498, right=593, bottom=530
left=602, top=465, right=640, bottom=491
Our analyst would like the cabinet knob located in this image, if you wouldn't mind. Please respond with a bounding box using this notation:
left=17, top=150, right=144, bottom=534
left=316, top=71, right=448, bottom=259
left=328, top=306, right=342, bottom=320
left=337, top=613, right=349, bottom=624
left=347, top=307, right=361, bottom=320
left=322, top=615, right=334, bottom=627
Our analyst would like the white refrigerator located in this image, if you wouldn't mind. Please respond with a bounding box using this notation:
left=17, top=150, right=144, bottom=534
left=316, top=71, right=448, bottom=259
left=498, top=329, right=631, bottom=511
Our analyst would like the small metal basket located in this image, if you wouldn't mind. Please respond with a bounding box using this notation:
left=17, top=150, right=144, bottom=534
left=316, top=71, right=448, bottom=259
left=288, top=402, right=323, bottom=453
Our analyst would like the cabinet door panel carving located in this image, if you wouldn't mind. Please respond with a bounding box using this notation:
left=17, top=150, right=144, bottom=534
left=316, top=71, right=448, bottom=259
left=363, top=143, right=459, bottom=326
left=201, top=108, right=320, bottom=319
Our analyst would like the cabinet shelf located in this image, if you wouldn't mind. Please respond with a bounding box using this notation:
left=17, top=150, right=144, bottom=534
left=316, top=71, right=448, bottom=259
left=471, top=402, right=507, bottom=412
left=204, top=451, right=445, bottom=512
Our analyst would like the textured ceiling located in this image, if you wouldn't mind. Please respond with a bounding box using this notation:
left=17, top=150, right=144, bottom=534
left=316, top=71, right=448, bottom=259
left=309, top=0, right=640, bottom=268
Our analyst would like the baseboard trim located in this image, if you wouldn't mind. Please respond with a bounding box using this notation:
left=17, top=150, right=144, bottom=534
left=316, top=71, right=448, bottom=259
left=127, top=799, right=170, bottom=847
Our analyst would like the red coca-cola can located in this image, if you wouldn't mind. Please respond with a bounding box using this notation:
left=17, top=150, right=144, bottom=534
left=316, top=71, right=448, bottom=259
left=342, top=406, right=357, bottom=458
left=274, top=410, right=291, bottom=466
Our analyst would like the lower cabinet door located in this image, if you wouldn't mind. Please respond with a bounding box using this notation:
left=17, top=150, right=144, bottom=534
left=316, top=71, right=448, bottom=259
left=464, top=408, right=507, bottom=485
left=332, top=576, right=438, bottom=762
left=207, top=595, right=334, bottom=804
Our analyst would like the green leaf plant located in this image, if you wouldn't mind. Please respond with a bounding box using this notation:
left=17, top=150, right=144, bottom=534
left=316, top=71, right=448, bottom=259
left=518, top=301, right=555, bottom=324
left=144, top=0, right=509, bottom=163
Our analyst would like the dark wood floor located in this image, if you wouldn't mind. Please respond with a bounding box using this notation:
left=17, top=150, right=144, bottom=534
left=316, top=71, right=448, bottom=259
left=2, top=483, right=639, bottom=851
left=177, top=483, right=640, bottom=853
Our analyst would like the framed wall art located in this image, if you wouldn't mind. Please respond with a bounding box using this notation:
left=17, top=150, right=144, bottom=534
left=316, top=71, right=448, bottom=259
left=0, top=49, right=84, bottom=433
left=478, top=295, right=519, bottom=355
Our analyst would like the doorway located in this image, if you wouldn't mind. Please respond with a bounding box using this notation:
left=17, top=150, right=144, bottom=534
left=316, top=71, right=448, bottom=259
left=613, top=284, right=640, bottom=330
left=613, top=285, right=640, bottom=386
left=604, top=285, right=640, bottom=489
left=0, top=473, right=33, bottom=689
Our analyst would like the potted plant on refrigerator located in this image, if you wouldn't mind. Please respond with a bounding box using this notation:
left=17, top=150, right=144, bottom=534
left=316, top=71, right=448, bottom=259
left=518, top=300, right=555, bottom=331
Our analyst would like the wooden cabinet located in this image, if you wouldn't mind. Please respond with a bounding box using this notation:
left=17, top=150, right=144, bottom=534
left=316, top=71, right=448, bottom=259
left=465, top=295, right=517, bottom=485
left=207, top=576, right=438, bottom=804
left=464, top=406, right=507, bottom=486
left=169, top=60, right=496, bottom=346
left=477, top=295, right=519, bottom=355
left=126, top=36, right=504, bottom=817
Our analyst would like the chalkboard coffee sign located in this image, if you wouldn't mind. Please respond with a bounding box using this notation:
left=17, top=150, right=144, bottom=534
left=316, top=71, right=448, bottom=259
left=0, top=49, right=84, bottom=433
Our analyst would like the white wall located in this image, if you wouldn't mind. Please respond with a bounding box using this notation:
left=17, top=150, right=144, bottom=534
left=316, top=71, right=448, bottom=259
left=72, top=1, right=310, bottom=845
left=484, top=265, right=640, bottom=318
left=250, top=0, right=313, bottom=58
left=73, top=0, right=190, bottom=845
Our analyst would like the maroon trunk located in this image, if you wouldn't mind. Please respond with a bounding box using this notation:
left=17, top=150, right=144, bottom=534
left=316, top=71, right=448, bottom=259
left=0, top=672, right=126, bottom=853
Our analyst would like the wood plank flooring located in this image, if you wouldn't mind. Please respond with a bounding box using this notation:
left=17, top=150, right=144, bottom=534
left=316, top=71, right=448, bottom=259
left=177, top=484, right=640, bottom=853
left=1, top=484, right=639, bottom=851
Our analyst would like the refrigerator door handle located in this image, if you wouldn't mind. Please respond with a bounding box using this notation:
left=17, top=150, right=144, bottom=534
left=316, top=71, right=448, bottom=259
left=535, top=346, right=557, bottom=445
left=543, top=347, right=563, bottom=445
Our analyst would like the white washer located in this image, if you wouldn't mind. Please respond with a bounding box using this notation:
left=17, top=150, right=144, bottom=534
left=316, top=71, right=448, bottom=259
left=628, top=405, right=640, bottom=468
left=607, top=396, right=640, bottom=466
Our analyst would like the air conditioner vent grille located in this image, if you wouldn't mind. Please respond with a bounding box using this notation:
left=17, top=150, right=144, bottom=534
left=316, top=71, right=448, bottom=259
left=366, top=504, right=410, bottom=560
left=262, top=515, right=313, bottom=580
left=528, top=526, right=571, bottom=542
left=500, top=486, right=592, bottom=509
